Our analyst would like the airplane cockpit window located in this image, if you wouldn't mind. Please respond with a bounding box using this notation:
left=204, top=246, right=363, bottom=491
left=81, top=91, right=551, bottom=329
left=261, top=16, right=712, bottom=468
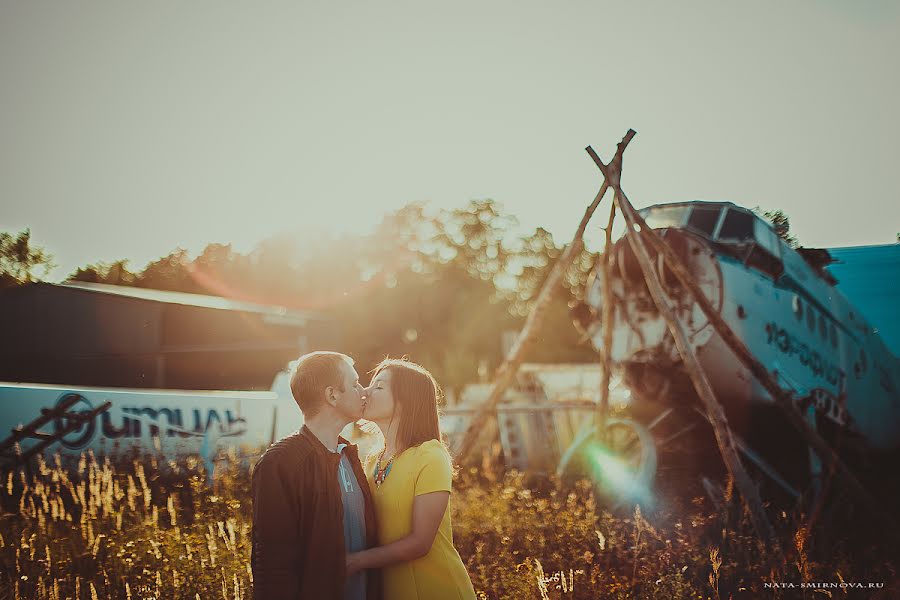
left=641, top=205, right=690, bottom=229
left=686, top=206, right=721, bottom=237
left=753, top=219, right=782, bottom=257
left=639, top=204, right=784, bottom=277
left=717, top=208, right=755, bottom=241
left=714, top=207, right=783, bottom=277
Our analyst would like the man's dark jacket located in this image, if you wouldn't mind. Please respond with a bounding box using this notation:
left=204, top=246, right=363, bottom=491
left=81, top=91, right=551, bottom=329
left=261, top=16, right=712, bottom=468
left=251, top=425, right=382, bottom=600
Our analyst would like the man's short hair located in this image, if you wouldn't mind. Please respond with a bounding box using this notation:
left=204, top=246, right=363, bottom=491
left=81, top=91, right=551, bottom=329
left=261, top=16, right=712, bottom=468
left=289, top=351, right=353, bottom=417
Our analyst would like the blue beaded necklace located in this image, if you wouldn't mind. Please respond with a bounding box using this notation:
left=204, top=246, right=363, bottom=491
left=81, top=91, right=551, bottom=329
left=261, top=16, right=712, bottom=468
left=373, top=448, right=395, bottom=488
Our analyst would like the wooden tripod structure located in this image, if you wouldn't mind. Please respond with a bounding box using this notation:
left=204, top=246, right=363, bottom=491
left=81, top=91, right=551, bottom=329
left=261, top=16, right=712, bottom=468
left=586, top=139, right=775, bottom=543
left=454, top=130, right=894, bottom=545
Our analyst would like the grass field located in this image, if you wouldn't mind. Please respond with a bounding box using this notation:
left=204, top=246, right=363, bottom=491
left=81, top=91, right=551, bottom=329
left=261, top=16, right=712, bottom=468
left=0, top=450, right=896, bottom=599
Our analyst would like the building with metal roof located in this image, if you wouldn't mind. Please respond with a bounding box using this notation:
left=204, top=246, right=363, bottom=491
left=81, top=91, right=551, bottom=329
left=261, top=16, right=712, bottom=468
left=0, top=282, right=337, bottom=390
left=826, top=244, right=900, bottom=357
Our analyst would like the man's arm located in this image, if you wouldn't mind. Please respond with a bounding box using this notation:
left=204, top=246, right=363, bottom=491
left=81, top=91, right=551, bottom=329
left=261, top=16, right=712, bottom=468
left=346, top=491, right=449, bottom=573
left=251, top=448, right=303, bottom=599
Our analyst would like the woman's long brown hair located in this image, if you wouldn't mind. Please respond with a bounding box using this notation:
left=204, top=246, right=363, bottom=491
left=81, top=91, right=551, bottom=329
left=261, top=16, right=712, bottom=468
left=370, top=357, right=444, bottom=452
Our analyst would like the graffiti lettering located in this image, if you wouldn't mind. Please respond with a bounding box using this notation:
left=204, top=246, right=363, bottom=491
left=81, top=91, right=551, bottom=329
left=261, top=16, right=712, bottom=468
left=101, top=410, right=135, bottom=438
left=51, top=397, right=248, bottom=450
left=801, top=388, right=849, bottom=427
left=764, top=322, right=846, bottom=389
left=123, top=407, right=185, bottom=437
left=53, top=394, right=97, bottom=451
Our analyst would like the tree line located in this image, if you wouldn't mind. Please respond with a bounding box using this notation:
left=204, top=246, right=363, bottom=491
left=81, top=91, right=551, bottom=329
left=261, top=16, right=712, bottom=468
left=1, top=200, right=600, bottom=393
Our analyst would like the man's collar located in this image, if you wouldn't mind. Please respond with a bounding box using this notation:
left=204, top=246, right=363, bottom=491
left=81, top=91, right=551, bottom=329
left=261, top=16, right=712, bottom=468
left=299, top=424, right=331, bottom=454
left=300, top=424, right=357, bottom=455
left=338, top=436, right=358, bottom=457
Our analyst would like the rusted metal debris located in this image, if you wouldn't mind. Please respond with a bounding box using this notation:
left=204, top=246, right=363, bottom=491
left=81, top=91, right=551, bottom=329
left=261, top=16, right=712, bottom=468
left=616, top=194, right=897, bottom=535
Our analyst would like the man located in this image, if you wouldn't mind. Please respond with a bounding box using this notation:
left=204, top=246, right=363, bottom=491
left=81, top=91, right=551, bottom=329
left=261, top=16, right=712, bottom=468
left=251, top=351, right=381, bottom=600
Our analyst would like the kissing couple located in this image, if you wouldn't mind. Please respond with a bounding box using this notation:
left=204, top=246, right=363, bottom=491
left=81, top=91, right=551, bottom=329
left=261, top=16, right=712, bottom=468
left=251, top=351, right=477, bottom=600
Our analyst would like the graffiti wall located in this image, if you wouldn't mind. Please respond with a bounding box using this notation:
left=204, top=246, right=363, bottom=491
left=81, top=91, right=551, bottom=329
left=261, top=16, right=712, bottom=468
left=0, top=383, right=304, bottom=462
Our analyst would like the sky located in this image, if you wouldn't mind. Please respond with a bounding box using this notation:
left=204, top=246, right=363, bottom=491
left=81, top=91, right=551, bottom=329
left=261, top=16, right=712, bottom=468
left=1, top=1, right=898, bottom=281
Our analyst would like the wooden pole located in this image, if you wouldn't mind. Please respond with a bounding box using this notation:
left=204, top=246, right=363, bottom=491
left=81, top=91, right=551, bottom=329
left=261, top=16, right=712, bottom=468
left=453, top=131, right=636, bottom=464
left=596, top=201, right=617, bottom=439
left=613, top=188, right=777, bottom=544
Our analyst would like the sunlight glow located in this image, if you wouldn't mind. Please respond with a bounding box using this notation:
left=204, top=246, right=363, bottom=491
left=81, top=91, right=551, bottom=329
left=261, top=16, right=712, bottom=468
left=582, top=441, right=655, bottom=509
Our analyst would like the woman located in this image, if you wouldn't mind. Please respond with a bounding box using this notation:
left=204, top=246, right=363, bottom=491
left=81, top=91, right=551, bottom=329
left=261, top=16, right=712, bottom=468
left=347, top=358, right=476, bottom=600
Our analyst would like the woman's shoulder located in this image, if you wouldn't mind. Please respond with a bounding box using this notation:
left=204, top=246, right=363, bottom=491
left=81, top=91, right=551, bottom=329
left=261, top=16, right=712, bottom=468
left=410, top=439, right=455, bottom=492
left=416, top=438, right=448, bottom=453
left=411, top=439, right=451, bottom=464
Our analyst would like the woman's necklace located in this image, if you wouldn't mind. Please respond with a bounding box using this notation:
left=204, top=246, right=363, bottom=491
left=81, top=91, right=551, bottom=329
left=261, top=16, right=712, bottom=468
left=374, top=447, right=396, bottom=488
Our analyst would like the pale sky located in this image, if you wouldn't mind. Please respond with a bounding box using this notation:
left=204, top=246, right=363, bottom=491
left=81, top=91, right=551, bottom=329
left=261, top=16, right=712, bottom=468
left=2, top=1, right=898, bottom=281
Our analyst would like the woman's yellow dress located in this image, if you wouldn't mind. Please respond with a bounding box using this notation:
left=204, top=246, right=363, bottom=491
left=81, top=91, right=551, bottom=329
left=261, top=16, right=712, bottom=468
left=366, top=439, right=477, bottom=600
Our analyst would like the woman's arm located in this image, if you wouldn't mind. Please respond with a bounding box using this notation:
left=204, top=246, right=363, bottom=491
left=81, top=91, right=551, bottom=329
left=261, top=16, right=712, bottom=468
left=347, top=491, right=449, bottom=574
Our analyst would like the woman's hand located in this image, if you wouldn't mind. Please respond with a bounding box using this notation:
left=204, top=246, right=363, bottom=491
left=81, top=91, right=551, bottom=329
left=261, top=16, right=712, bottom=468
left=341, top=492, right=450, bottom=573
left=346, top=552, right=363, bottom=576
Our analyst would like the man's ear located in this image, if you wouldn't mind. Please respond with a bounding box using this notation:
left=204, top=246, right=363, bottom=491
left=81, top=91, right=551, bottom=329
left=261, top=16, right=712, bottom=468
left=324, top=386, right=338, bottom=407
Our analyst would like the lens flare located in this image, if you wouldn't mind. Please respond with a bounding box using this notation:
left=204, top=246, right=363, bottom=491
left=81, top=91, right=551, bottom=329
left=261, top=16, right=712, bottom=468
left=581, top=440, right=655, bottom=509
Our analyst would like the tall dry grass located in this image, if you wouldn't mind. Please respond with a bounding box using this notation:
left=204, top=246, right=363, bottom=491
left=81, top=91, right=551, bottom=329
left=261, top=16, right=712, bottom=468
left=0, top=451, right=896, bottom=599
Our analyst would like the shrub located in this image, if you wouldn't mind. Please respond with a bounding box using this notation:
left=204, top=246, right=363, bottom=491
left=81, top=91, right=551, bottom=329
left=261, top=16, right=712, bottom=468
left=0, top=452, right=895, bottom=599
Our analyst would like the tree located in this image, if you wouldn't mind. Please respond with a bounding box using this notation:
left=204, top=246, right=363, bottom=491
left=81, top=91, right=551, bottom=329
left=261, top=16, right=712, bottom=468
left=508, top=227, right=599, bottom=364
left=0, top=229, right=55, bottom=288
left=431, top=199, right=516, bottom=282
left=69, top=259, right=137, bottom=285
left=59, top=198, right=601, bottom=391
left=330, top=200, right=520, bottom=395
left=753, top=208, right=799, bottom=248
left=134, top=249, right=198, bottom=292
